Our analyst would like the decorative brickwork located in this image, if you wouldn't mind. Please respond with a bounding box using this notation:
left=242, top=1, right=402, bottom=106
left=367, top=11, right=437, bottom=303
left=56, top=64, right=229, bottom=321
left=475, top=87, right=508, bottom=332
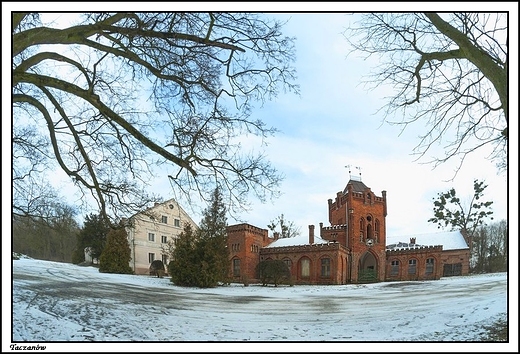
left=226, top=178, right=470, bottom=285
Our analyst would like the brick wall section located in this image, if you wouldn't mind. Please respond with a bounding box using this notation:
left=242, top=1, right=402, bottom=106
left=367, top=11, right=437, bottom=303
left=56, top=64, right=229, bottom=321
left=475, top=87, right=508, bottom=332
left=260, top=242, right=349, bottom=285
left=385, top=246, right=443, bottom=281
left=440, top=249, right=471, bottom=275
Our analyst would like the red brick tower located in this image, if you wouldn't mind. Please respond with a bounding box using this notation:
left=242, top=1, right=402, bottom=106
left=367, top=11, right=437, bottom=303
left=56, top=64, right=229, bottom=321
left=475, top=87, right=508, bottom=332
left=226, top=223, right=273, bottom=282
left=327, top=175, right=387, bottom=283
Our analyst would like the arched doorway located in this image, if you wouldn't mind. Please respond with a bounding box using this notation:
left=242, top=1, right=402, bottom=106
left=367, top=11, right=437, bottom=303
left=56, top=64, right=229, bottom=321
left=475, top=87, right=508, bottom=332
left=358, top=251, right=378, bottom=283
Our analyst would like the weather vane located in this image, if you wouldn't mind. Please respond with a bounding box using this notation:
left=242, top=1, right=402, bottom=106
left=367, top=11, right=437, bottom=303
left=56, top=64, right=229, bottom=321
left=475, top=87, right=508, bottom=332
left=345, top=165, right=362, bottom=180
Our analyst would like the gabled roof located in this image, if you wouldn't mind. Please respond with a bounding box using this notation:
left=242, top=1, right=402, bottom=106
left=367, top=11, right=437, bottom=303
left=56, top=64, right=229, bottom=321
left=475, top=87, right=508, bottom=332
left=386, top=230, right=469, bottom=251
left=264, top=233, right=328, bottom=248
left=129, top=198, right=199, bottom=227
left=343, top=179, right=369, bottom=194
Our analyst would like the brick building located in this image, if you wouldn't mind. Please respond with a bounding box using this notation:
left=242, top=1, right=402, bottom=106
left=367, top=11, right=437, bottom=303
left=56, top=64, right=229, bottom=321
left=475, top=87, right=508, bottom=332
left=226, top=176, right=470, bottom=285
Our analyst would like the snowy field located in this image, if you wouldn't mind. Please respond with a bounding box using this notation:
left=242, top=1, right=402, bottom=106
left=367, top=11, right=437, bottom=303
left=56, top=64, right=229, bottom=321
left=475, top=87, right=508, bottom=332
left=5, top=257, right=517, bottom=352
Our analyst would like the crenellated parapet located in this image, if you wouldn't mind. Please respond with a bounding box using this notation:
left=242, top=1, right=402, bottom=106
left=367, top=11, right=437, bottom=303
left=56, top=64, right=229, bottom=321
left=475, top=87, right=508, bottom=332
left=260, top=242, right=346, bottom=255
left=386, top=244, right=443, bottom=255
left=226, top=223, right=268, bottom=238
left=321, top=224, right=347, bottom=231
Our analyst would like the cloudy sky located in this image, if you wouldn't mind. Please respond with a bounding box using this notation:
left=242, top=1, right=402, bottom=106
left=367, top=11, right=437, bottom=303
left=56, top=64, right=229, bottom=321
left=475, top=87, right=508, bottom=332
left=230, top=10, right=512, bottom=238
left=5, top=4, right=516, bottom=239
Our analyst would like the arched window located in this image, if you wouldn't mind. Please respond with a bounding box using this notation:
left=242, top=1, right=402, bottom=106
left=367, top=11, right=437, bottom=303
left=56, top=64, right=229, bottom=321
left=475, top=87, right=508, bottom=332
left=233, top=258, right=241, bottom=277
left=300, top=258, right=310, bottom=278
left=426, top=258, right=434, bottom=274
left=408, top=259, right=417, bottom=274
left=367, top=224, right=373, bottom=239
left=283, top=258, right=292, bottom=270
left=390, top=260, right=399, bottom=276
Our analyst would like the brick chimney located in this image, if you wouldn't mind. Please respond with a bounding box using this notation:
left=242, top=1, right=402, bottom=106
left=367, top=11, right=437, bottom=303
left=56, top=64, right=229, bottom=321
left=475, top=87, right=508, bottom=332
left=309, top=225, right=315, bottom=245
left=410, top=237, right=416, bottom=245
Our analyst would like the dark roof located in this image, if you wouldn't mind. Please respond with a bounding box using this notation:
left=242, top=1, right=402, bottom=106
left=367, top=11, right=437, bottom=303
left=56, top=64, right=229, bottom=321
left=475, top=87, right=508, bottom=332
left=343, top=179, right=369, bottom=194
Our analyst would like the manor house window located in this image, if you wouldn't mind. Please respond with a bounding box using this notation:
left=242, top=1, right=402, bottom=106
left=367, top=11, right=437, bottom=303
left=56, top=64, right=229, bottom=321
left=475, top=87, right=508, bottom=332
left=148, top=233, right=155, bottom=242
left=161, top=215, right=168, bottom=224
left=148, top=253, right=155, bottom=263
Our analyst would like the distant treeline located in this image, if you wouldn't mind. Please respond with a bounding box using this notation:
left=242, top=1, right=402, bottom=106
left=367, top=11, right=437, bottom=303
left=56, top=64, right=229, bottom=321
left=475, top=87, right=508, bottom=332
left=12, top=214, right=80, bottom=263
left=470, top=219, right=508, bottom=274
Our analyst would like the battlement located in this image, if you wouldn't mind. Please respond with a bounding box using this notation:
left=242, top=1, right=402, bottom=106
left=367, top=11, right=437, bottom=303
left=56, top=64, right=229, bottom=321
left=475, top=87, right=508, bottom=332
left=321, top=224, right=347, bottom=231
left=226, top=223, right=268, bottom=237
left=260, top=242, right=345, bottom=255
left=386, top=244, right=443, bottom=254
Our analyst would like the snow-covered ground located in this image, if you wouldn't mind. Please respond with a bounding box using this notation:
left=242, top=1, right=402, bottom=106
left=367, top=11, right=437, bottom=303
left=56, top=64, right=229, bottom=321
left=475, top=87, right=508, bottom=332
left=5, top=257, right=517, bottom=352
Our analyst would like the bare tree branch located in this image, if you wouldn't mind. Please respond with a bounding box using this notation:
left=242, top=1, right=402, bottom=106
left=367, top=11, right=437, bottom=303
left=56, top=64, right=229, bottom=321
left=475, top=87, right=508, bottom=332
left=12, top=12, right=298, bottom=222
left=344, top=13, right=507, bottom=175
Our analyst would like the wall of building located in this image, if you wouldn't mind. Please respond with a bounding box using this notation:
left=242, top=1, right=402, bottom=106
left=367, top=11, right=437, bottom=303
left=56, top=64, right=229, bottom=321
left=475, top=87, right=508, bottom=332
left=127, top=200, right=198, bottom=275
left=385, top=246, right=443, bottom=281
left=260, top=243, right=349, bottom=285
left=439, top=249, right=471, bottom=276
left=225, top=178, right=470, bottom=285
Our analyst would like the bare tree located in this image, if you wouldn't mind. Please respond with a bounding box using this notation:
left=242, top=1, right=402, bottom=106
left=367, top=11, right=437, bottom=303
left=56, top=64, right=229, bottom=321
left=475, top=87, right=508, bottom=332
left=267, top=214, right=301, bottom=238
left=344, top=13, right=507, bottom=174
left=12, top=12, right=298, bottom=222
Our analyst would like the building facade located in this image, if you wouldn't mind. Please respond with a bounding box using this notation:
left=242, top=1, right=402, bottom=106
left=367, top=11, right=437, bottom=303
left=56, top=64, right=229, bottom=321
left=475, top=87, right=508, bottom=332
left=226, top=177, right=470, bottom=285
left=126, top=199, right=198, bottom=275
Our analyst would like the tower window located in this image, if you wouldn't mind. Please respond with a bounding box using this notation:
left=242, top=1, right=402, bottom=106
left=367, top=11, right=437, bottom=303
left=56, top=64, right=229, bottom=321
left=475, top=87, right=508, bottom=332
left=233, top=259, right=241, bottom=277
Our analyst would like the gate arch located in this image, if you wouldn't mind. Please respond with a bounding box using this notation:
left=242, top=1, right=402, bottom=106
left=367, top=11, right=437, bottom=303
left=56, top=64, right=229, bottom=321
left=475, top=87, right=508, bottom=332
left=358, top=251, right=378, bottom=283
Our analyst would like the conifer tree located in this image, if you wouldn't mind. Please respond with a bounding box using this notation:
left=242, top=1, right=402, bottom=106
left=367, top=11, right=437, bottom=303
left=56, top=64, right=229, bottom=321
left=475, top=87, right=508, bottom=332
left=197, top=187, right=230, bottom=287
left=168, top=223, right=199, bottom=287
left=167, top=187, right=230, bottom=288
left=77, top=213, right=111, bottom=264
left=99, top=227, right=133, bottom=274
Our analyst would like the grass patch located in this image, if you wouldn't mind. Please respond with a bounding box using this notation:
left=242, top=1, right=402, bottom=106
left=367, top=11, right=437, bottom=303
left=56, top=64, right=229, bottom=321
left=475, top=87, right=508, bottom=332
left=480, top=317, right=508, bottom=341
